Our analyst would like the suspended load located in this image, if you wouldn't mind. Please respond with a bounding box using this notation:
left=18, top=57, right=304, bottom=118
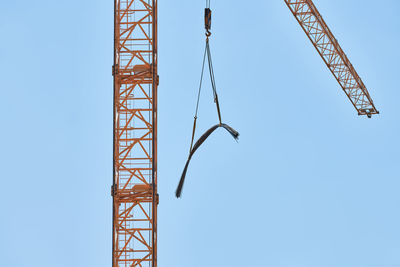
left=175, top=4, right=239, bottom=198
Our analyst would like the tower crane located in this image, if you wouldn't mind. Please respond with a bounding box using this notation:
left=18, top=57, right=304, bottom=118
left=111, top=1, right=378, bottom=267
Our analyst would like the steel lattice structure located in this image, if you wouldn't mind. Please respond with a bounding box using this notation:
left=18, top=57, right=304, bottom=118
left=284, top=0, right=378, bottom=117
left=112, top=0, right=158, bottom=266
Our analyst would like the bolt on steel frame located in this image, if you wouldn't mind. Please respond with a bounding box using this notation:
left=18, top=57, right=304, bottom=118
left=284, top=0, right=378, bottom=117
left=112, top=0, right=158, bottom=266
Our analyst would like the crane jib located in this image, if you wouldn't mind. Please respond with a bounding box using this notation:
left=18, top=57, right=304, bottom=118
left=284, top=0, right=379, bottom=117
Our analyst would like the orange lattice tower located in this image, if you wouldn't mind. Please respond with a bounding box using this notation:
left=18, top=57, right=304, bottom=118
left=112, top=0, right=158, bottom=266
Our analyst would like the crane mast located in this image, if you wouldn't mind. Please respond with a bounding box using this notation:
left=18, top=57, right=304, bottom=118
left=284, top=0, right=378, bottom=117
left=112, top=0, right=158, bottom=266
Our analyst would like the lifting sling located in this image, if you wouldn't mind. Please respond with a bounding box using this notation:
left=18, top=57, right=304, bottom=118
left=175, top=4, right=239, bottom=198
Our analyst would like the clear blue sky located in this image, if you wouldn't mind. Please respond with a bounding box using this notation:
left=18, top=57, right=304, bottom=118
left=0, top=0, right=399, bottom=266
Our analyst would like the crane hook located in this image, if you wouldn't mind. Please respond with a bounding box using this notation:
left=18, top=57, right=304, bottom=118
left=205, top=8, right=212, bottom=37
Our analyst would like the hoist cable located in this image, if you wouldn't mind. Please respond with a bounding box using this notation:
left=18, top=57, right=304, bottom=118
left=206, top=40, right=222, bottom=124
left=195, top=43, right=208, bottom=117
left=189, top=43, right=208, bottom=152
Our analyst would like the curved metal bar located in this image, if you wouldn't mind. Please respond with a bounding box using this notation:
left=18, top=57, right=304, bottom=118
left=176, top=123, right=239, bottom=198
